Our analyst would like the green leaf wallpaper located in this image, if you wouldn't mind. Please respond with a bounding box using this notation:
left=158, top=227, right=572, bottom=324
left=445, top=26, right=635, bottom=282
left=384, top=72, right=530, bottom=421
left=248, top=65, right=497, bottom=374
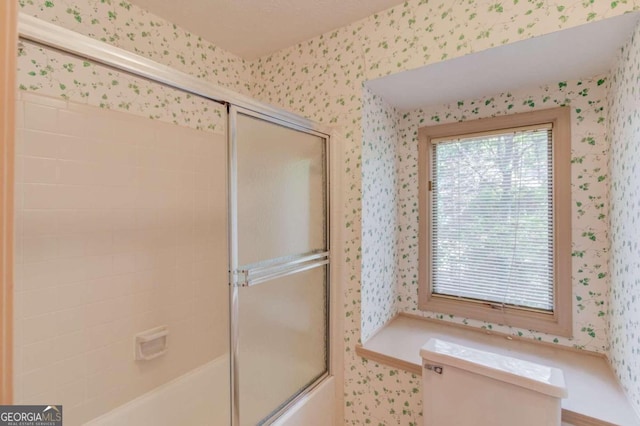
left=17, top=0, right=640, bottom=422
left=18, top=41, right=227, bottom=134
left=608, top=21, right=640, bottom=416
left=250, top=2, right=640, bottom=422
left=19, top=0, right=251, bottom=96
left=361, top=87, right=400, bottom=342
left=397, top=76, right=610, bottom=352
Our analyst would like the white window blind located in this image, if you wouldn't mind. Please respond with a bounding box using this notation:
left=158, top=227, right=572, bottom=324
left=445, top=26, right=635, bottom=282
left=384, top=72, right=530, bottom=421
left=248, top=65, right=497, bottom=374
left=430, top=124, right=554, bottom=312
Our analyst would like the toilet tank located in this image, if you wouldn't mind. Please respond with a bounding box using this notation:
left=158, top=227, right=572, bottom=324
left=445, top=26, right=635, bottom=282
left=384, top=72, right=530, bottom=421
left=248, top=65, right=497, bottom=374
left=420, top=338, right=567, bottom=426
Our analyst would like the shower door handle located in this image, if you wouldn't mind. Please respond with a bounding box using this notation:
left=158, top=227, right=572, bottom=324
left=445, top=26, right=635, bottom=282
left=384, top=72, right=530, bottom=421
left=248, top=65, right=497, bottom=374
left=233, top=250, right=329, bottom=287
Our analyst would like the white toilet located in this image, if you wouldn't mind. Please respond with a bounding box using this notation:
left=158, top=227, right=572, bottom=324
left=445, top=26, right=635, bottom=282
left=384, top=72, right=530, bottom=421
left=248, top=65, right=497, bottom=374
left=420, top=338, right=567, bottom=426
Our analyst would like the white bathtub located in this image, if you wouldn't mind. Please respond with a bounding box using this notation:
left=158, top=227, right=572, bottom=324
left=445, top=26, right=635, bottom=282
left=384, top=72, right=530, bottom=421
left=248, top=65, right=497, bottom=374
left=86, top=356, right=230, bottom=426
left=85, top=355, right=335, bottom=426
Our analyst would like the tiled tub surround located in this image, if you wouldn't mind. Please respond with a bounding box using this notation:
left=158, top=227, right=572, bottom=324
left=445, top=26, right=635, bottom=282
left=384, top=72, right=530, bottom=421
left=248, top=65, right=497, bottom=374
left=13, top=91, right=229, bottom=425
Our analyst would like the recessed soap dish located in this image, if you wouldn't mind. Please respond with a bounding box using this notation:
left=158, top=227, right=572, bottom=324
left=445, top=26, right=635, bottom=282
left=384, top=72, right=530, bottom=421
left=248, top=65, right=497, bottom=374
left=135, top=325, right=169, bottom=361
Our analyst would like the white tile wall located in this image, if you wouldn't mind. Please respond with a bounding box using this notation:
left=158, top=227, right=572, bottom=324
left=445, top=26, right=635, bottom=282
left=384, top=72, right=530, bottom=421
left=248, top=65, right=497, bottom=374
left=14, top=92, right=229, bottom=425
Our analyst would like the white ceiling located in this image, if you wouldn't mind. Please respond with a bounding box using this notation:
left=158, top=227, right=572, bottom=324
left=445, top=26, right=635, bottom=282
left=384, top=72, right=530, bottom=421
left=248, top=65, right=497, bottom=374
left=129, top=0, right=405, bottom=59
left=366, top=12, right=640, bottom=111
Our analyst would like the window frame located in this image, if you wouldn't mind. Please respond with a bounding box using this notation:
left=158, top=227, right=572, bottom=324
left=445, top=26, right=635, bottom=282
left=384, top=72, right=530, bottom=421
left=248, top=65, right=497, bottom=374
left=418, top=106, right=572, bottom=337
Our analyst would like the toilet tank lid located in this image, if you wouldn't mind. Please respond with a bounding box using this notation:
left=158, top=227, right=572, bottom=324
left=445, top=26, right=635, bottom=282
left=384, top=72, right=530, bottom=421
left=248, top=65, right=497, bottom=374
left=420, top=338, right=568, bottom=398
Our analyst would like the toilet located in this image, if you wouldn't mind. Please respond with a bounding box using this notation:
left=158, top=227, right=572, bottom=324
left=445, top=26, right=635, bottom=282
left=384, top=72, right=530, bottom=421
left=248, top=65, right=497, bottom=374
left=420, top=338, right=568, bottom=426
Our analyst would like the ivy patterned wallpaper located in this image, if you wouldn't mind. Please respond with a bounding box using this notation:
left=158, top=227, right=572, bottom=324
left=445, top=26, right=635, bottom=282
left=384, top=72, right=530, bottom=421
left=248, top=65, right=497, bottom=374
left=18, top=0, right=239, bottom=134
left=16, top=0, right=640, bottom=423
left=18, top=41, right=227, bottom=134
left=19, top=0, right=251, bottom=96
left=361, top=87, right=399, bottom=341
left=608, top=21, right=640, bottom=416
left=397, top=76, right=610, bottom=352
left=250, top=1, right=639, bottom=424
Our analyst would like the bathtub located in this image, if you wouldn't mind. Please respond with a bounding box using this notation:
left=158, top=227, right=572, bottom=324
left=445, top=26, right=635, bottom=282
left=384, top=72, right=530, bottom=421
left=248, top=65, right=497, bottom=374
left=86, top=356, right=230, bottom=426
left=85, top=355, right=335, bottom=426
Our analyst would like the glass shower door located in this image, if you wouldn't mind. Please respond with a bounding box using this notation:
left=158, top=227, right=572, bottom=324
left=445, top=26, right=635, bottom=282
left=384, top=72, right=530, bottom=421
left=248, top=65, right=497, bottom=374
left=15, top=41, right=230, bottom=426
left=229, top=108, right=329, bottom=425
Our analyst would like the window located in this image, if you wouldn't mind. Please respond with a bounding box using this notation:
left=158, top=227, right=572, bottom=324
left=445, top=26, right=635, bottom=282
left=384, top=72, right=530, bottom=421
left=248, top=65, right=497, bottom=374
left=418, top=107, right=572, bottom=336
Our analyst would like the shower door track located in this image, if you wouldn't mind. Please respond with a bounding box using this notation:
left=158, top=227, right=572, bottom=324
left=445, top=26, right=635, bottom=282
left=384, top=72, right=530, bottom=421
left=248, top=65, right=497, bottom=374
left=228, top=105, right=331, bottom=425
left=17, top=13, right=335, bottom=426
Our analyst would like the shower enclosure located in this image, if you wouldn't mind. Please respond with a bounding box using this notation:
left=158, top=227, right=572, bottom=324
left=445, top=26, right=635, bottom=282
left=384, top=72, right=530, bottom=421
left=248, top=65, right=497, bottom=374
left=11, top=14, right=333, bottom=426
left=230, top=108, right=330, bottom=425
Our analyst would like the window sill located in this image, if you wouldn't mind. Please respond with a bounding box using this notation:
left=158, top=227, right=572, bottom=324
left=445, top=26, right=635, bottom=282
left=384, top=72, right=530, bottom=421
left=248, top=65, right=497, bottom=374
left=356, top=314, right=639, bottom=426
left=419, top=296, right=573, bottom=337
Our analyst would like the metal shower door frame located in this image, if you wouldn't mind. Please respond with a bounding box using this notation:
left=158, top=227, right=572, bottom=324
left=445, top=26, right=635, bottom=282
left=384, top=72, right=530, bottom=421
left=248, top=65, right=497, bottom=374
left=228, top=105, right=332, bottom=426
left=17, top=14, right=335, bottom=426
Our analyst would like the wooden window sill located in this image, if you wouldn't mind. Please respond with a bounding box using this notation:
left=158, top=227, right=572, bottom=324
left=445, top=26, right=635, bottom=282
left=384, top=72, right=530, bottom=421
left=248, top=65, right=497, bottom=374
left=356, top=314, right=639, bottom=426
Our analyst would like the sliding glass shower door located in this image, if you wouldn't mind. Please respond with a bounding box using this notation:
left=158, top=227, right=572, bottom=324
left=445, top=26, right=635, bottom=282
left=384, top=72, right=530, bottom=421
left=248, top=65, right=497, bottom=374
left=15, top=40, right=231, bottom=426
left=229, top=107, right=330, bottom=425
